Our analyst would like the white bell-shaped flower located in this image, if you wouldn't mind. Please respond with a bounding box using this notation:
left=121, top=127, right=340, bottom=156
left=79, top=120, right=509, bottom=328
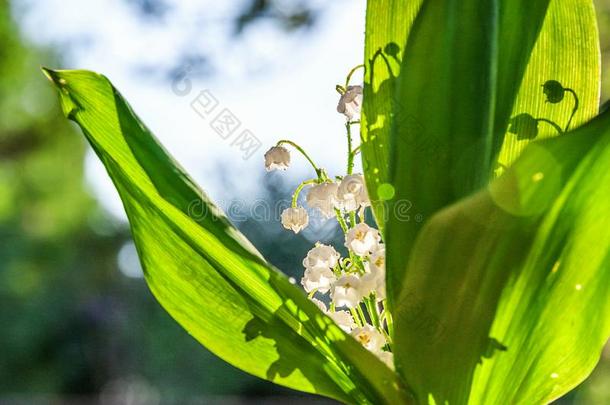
left=306, top=182, right=340, bottom=218
left=328, top=310, right=357, bottom=333
left=369, top=244, right=385, bottom=274
left=366, top=244, right=386, bottom=300
left=309, top=297, right=327, bottom=312
left=301, top=266, right=336, bottom=294
left=280, top=206, right=308, bottom=233
left=361, top=265, right=386, bottom=301
left=332, top=274, right=363, bottom=308
left=345, top=223, right=381, bottom=257
left=264, top=146, right=290, bottom=171
left=376, top=351, right=394, bottom=370
left=310, top=296, right=356, bottom=332
left=338, top=174, right=370, bottom=211
left=302, top=244, right=340, bottom=269
left=337, top=85, right=363, bottom=121
left=351, top=324, right=386, bottom=353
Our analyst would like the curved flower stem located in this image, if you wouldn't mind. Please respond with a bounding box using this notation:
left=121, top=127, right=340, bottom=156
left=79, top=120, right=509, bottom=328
left=564, top=88, right=579, bottom=132
left=536, top=118, right=564, bottom=135
left=351, top=145, right=361, bottom=155
left=277, top=139, right=322, bottom=178
left=291, top=179, right=317, bottom=207
left=345, top=64, right=365, bottom=88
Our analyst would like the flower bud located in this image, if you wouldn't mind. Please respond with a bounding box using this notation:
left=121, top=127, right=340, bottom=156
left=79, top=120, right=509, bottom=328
left=350, top=325, right=386, bottom=353
left=280, top=206, right=308, bottom=233
left=337, top=174, right=370, bottom=211
left=332, top=275, right=363, bottom=308
left=337, top=85, right=363, bottom=121
left=306, top=182, right=340, bottom=218
left=303, top=244, right=340, bottom=269
left=345, top=223, right=381, bottom=257
left=264, top=146, right=290, bottom=171
left=328, top=310, right=357, bottom=333
left=301, top=266, right=336, bottom=294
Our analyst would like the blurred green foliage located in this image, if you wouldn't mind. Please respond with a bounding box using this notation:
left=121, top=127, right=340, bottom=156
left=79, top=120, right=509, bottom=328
left=0, top=1, right=328, bottom=401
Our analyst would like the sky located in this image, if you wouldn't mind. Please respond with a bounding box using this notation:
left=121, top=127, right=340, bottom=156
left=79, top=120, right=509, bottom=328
left=14, top=0, right=366, bottom=220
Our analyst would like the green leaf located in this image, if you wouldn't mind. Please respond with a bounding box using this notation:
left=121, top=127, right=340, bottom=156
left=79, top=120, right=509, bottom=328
left=361, top=0, right=423, bottom=235
left=42, top=68, right=412, bottom=405
left=393, top=110, right=610, bottom=403
left=498, top=0, right=600, bottom=166
left=385, top=0, right=600, bottom=316
left=384, top=0, right=547, bottom=306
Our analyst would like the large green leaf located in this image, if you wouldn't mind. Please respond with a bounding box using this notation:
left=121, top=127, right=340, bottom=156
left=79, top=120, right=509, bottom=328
left=384, top=0, right=600, bottom=313
left=393, top=110, right=610, bottom=403
left=361, top=0, right=423, bottom=235
left=42, top=68, right=412, bottom=404
left=498, top=0, right=600, bottom=166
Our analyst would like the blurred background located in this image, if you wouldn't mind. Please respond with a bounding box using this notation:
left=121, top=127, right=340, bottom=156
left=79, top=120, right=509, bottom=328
left=0, top=0, right=609, bottom=403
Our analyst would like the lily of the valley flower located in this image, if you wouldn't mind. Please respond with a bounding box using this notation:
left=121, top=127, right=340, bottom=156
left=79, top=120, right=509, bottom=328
left=345, top=223, right=381, bottom=257
left=328, top=310, right=357, bottom=332
left=377, top=351, right=395, bottom=370
left=310, top=297, right=327, bottom=312
left=337, top=173, right=370, bottom=211
left=281, top=206, right=308, bottom=233
left=369, top=244, right=385, bottom=274
left=306, top=182, right=340, bottom=218
left=308, top=297, right=356, bottom=333
left=264, top=145, right=291, bottom=171
left=350, top=325, right=386, bottom=353
left=332, top=274, right=363, bottom=308
left=360, top=245, right=386, bottom=299
left=337, top=85, right=363, bottom=121
left=301, top=266, right=336, bottom=294
left=303, top=244, right=340, bottom=269
left=361, top=266, right=386, bottom=300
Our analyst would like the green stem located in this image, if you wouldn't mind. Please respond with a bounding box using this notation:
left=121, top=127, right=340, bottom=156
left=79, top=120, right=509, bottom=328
left=335, top=208, right=349, bottom=233
left=349, top=211, right=357, bottom=229
left=345, top=64, right=365, bottom=88
left=277, top=140, right=322, bottom=177
left=291, top=179, right=317, bottom=207
left=366, top=296, right=381, bottom=329
left=385, top=303, right=394, bottom=339
left=350, top=308, right=363, bottom=327
left=356, top=305, right=368, bottom=326
left=346, top=122, right=354, bottom=175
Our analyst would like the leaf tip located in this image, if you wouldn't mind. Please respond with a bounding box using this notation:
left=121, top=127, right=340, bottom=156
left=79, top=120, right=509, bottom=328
left=41, top=67, right=67, bottom=87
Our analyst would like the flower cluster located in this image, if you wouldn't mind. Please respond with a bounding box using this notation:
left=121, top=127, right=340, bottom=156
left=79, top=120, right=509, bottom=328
left=263, top=66, right=393, bottom=369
